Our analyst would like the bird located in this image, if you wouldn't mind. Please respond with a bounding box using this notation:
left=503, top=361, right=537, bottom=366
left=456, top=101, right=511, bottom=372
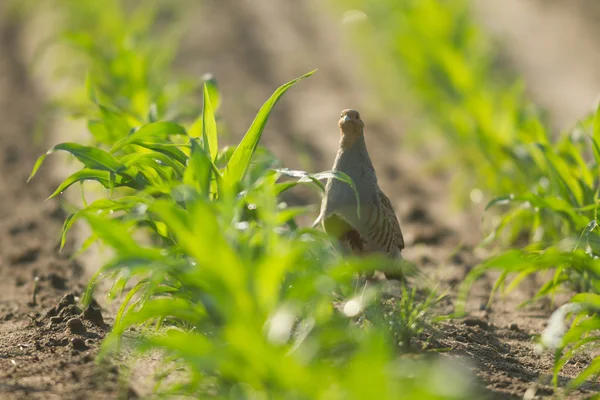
left=316, top=109, right=405, bottom=279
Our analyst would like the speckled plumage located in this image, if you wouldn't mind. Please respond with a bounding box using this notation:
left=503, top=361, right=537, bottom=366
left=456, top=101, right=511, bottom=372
left=318, top=109, right=404, bottom=263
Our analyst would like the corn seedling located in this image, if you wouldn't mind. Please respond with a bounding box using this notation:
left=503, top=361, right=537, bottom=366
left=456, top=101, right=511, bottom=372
left=25, top=1, right=475, bottom=397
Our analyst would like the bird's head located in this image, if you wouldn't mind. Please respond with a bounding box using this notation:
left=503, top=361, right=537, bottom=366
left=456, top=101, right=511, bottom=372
left=338, top=109, right=364, bottom=147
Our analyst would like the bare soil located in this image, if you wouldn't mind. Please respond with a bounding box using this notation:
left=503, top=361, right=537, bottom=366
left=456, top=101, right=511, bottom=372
left=0, top=1, right=599, bottom=399
left=0, top=11, right=127, bottom=400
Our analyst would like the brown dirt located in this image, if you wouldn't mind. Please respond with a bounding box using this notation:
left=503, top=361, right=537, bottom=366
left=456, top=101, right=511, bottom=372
left=0, top=0, right=599, bottom=399
left=0, top=9, right=128, bottom=400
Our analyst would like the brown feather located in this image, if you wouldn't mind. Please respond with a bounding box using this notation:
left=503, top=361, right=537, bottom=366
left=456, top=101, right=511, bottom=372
left=377, top=188, right=404, bottom=252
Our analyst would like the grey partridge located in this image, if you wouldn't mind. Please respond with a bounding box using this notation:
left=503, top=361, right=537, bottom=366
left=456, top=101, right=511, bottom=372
left=317, top=109, right=405, bottom=277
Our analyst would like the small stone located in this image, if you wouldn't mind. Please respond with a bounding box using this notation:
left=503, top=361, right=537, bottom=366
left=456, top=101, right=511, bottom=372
left=456, top=335, right=467, bottom=342
left=66, top=317, right=86, bottom=334
left=509, top=323, right=519, bottom=331
left=71, top=337, right=88, bottom=351
left=81, top=305, right=104, bottom=326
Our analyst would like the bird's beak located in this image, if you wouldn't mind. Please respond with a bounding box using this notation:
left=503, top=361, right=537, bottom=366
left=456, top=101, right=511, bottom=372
left=342, top=115, right=351, bottom=123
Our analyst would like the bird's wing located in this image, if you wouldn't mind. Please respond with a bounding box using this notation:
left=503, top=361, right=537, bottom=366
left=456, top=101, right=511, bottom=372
left=323, top=213, right=365, bottom=255
left=377, top=188, right=404, bottom=251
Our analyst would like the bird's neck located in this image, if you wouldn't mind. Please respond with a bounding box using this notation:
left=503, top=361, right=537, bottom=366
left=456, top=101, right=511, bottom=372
left=339, top=129, right=364, bottom=150
left=334, top=134, right=373, bottom=169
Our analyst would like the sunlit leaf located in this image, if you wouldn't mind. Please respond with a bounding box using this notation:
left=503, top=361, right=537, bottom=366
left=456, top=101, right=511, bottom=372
left=223, top=70, right=316, bottom=193
left=202, top=83, right=218, bottom=161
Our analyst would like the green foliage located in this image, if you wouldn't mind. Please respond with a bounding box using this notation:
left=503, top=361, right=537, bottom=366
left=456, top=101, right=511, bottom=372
left=31, top=73, right=473, bottom=398
left=24, top=1, right=476, bottom=397
left=333, top=0, right=600, bottom=390
left=24, top=0, right=200, bottom=139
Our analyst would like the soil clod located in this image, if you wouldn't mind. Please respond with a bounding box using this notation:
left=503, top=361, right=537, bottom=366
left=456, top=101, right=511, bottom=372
left=463, top=318, right=489, bottom=330
left=45, top=306, right=58, bottom=319
left=9, top=220, right=37, bottom=235
left=81, top=305, right=105, bottom=326
left=58, top=304, right=82, bottom=319
left=10, top=247, right=41, bottom=265
left=47, top=272, right=67, bottom=289
left=405, top=206, right=430, bottom=223
left=71, top=337, right=88, bottom=351
left=66, top=317, right=86, bottom=334
left=57, top=293, right=76, bottom=310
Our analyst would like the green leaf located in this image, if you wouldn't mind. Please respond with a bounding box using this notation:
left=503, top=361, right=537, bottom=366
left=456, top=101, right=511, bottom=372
left=88, top=120, right=110, bottom=142
left=183, top=139, right=212, bottom=195
left=111, top=121, right=187, bottom=153
left=85, top=70, right=97, bottom=104
left=456, top=249, right=528, bottom=315
left=121, top=151, right=185, bottom=178
left=114, top=278, right=150, bottom=328
left=47, top=169, right=137, bottom=199
left=82, top=211, right=160, bottom=258
left=201, top=83, right=219, bottom=162
left=28, top=142, right=127, bottom=182
left=59, top=214, right=77, bottom=251
left=536, top=143, right=582, bottom=207
left=485, top=194, right=515, bottom=211
left=570, top=293, right=600, bottom=309
left=223, top=70, right=316, bottom=193
left=134, top=142, right=189, bottom=166
left=99, top=105, right=133, bottom=141
left=486, top=193, right=587, bottom=229
left=116, top=298, right=205, bottom=334
left=203, top=73, right=221, bottom=112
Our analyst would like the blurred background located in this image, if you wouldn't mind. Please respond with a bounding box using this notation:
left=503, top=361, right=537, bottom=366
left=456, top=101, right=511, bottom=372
left=8, top=0, right=600, bottom=221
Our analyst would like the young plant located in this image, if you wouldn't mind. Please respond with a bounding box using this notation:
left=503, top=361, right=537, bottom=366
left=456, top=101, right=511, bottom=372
left=24, top=0, right=478, bottom=397
left=540, top=293, right=600, bottom=392
left=29, top=70, right=472, bottom=397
